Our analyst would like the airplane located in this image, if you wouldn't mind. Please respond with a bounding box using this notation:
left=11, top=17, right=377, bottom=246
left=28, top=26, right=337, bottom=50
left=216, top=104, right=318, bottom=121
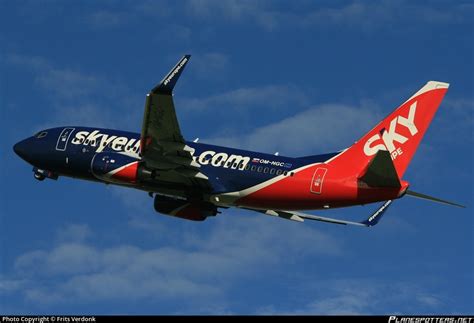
left=13, top=55, right=465, bottom=226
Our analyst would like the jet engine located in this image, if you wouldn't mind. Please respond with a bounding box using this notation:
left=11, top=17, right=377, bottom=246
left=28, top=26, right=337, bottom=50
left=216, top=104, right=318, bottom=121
left=153, top=195, right=218, bottom=221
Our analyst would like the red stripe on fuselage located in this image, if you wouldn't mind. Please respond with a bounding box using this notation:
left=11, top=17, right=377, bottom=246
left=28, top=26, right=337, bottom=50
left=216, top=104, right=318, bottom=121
left=111, top=162, right=139, bottom=183
left=236, top=162, right=404, bottom=210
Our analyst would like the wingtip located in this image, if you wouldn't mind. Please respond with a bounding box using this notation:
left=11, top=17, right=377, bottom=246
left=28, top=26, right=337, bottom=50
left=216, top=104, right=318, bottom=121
left=361, top=200, right=393, bottom=227
left=152, top=55, right=191, bottom=94
left=406, top=190, right=465, bottom=209
left=451, top=202, right=466, bottom=209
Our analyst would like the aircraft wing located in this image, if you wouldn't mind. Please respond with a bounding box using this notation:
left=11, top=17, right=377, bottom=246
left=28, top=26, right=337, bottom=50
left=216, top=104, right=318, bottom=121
left=246, top=200, right=393, bottom=227
left=140, top=55, right=210, bottom=191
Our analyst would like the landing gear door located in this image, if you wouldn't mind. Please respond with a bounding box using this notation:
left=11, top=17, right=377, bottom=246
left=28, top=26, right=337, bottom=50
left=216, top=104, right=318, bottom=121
left=56, top=128, right=75, bottom=151
left=310, top=167, right=327, bottom=194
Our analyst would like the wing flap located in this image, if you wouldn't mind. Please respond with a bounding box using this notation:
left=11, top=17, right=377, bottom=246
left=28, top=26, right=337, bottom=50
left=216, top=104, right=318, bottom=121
left=264, top=210, right=304, bottom=222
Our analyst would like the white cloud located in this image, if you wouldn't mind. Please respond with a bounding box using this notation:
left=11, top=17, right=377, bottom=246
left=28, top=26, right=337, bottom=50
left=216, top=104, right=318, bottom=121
left=180, top=84, right=309, bottom=112
left=416, top=294, right=442, bottom=307
left=184, top=0, right=281, bottom=31
left=205, top=103, right=381, bottom=155
left=191, top=52, right=230, bottom=80
left=9, top=217, right=342, bottom=305
left=19, top=1, right=472, bottom=35
left=15, top=243, right=100, bottom=277
left=36, top=69, right=101, bottom=100
left=56, top=224, right=92, bottom=243
left=182, top=1, right=474, bottom=31
left=258, top=279, right=446, bottom=315
left=186, top=0, right=260, bottom=21
left=84, top=2, right=173, bottom=30
left=441, top=98, right=474, bottom=145
left=442, top=98, right=474, bottom=127
left=108, top=186, right=170, bottom=236
left=6, top=53, right=140, bottom=130
left=0, top=277, right=26, bottom=293
left=86, top=10, right=128, bottom=29
left=156, top=24, right=192, bottom=42
left=299, top=293, right=372, bottom=315
left=313, top=1, right=473, bottom=30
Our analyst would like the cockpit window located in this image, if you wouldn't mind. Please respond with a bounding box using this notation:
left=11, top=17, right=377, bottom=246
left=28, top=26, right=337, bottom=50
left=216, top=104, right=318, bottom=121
left=35, top=131, right=48, bottom=139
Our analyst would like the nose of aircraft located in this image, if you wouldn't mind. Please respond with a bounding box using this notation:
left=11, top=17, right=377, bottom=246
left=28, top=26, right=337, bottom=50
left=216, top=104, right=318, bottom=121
left=13, top=139, right=30, bottom=161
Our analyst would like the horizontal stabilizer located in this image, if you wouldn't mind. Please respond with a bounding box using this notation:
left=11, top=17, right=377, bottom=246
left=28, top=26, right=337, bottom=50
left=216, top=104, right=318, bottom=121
left=406, top=190, right=465, bottom=208
left=151, top=55, right=191, bottom=95
left=359, top=150, right=401, bottom=188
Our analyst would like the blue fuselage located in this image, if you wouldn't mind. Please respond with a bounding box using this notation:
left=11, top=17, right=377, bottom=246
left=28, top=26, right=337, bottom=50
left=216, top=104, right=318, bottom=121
left=13, top=126, right=336, bottom=197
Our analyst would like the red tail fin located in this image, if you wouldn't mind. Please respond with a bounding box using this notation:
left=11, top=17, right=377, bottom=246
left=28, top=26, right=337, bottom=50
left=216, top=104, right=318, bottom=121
left=331, top=81, right=449, bottom=178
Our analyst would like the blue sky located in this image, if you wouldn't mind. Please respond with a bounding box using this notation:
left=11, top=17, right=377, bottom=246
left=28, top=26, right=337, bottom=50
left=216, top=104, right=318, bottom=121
left=1, top=0, right=473, bottom=314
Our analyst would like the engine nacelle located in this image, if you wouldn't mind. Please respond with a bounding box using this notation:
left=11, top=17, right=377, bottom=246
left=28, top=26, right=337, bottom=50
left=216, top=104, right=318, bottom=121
left=91, top=152, right=147, bottom=184
left=154, top=195, right=217, bottom=221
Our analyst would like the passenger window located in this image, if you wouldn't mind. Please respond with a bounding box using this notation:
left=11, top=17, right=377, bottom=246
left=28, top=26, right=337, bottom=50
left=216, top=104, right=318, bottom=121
left=283, top=171, right=288, bottom=176
left=290, top=172, right=294, bottom=176
left=270, top=169, right=276, bottom=174
left=251, top=165, right=257, bottom=171
left=276, top=170, right=283, bottom=175
left=244, top=164, right=250, bottom=170
left=263, top=167, right=269, bottom=173
left=257, top=166, right=263, bottom=172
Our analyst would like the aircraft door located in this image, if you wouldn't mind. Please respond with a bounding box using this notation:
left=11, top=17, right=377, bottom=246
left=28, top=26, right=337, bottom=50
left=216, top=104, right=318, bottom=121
left=56, top=127, right=76, bottom=168
left=310, top=167, right=327, bottom=194
left=56, top=128, right=75, bottom=151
